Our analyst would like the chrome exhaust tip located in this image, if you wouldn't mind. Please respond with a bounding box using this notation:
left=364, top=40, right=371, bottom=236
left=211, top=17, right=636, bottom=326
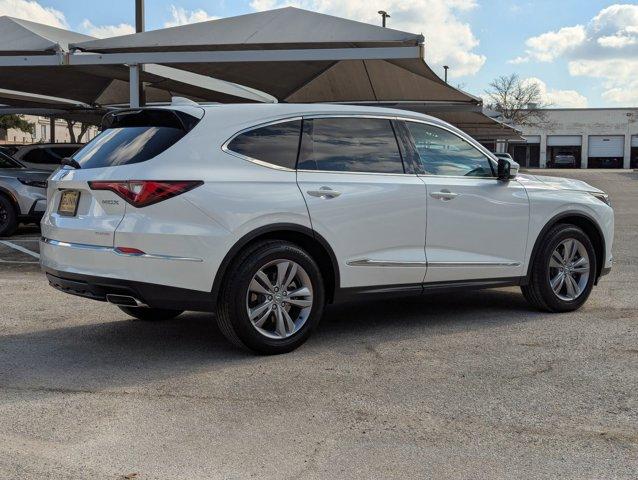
left=105, top=294, right=147, bottom=308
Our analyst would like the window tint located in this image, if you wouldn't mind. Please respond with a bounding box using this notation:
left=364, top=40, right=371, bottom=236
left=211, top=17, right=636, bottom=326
left=298, top=118, right=404, bottom=174
left=405, top=122, right=494, bottom=177
left=73, top=110, right=199, bottom=169
left=227, top=120, right=301, bottom=169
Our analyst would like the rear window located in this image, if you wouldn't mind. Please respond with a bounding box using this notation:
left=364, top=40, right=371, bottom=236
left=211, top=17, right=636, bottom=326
left=73, top=109, right=200, bottom=169
left=226, top=120, right=301, bottom=169
left=23, top=146, right=80, bottom=165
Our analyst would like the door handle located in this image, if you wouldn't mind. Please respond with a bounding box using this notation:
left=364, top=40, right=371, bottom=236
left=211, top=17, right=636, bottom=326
left=307, top=187, right=341, bottom=199
left=430, top=190, right=459, bottom=201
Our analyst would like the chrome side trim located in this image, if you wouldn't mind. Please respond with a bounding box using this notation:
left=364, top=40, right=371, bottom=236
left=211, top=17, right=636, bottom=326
left=41, top=238, right=203, bottom=263
left=347, top=258, right=521, bottom=268
left=42, top=238, right=112, bottom=252
left=347, top=259, right=427, bottom=267
left=428, top=261, right=521, bottom=267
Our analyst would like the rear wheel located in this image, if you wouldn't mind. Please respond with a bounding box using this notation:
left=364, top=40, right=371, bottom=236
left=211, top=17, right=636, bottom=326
left=0, top=194, right=18, bottom=237
left=217, top=241, right=325, bottom=355
left=118, top=306, right=183, bottom=321
left=522, top=224, right=596, bottom=312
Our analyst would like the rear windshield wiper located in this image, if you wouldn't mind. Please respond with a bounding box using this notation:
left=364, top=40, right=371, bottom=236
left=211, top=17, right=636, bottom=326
left=61, top=157, right=82, bottom=169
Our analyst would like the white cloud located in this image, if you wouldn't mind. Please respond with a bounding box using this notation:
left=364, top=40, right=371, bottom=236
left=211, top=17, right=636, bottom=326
left=164, top=5, right=218, bottom=27
left=250, top=0, right=486, bottom=78
left=508, top=56, right=529, bottom=65
left=0, top=0, right=67, bottom=28
left=79, top=19, right=134, bottom=39
left=523, top=77, right=588, bottom=108
left=516, top=25, right=586, bottom=63
left=511, top=4, right=638, bottom=105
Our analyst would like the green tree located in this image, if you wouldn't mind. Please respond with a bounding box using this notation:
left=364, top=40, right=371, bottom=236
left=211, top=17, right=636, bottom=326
left=0, top=115, right=35, bottom=139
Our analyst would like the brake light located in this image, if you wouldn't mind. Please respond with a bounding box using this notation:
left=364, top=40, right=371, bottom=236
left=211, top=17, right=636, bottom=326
left=88, top=180, right=203, bottom=207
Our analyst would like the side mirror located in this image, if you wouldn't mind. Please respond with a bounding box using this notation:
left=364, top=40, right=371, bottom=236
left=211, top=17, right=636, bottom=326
left=497, top=158, right=519, bottom=181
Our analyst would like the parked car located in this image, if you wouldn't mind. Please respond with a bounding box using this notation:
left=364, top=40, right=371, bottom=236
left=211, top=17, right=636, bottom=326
left=552, top=154, right=578, bottom=168
left=40, top=104, right=614, bottom=354
left=0, top=151, right=48, bottom=236
left=13, top=143, right=83, bottom=171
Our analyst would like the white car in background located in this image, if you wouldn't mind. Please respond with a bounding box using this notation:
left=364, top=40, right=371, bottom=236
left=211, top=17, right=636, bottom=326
left=40, top=104, right=614, bottom=354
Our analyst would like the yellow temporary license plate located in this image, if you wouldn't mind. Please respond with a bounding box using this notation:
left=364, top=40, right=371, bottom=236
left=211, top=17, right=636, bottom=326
left=57, top=190, right=80, bottom=216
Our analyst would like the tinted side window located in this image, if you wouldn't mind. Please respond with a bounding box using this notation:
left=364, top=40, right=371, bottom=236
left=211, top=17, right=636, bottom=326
left=227, top=120, right=301, bottom=169
left=405, top=122, right=494, bottom=177
left=22, top=149, right=45, bottom=164
left=298, top=118, right=404, bottom=174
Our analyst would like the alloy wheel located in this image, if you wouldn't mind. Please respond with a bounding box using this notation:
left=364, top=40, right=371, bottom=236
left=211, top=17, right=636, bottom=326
left=549, top=238, right=590, bottom=301
left=245, top=259, right=314, bottom=339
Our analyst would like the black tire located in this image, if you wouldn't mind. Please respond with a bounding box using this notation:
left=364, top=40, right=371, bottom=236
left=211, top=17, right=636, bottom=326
left=118, top=306, right=183, bottom=321
left=217, top=240, right=325, bottom=355
left=0, top=194, right=18, bottom=237
left=522, top=224, right=597, bottom=312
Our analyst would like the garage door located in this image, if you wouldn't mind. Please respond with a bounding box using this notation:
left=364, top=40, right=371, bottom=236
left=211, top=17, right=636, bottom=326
left=632, top=135, right=638, bottom=147
left=524, top=135, right=540, bottom=144
left=589, top=136, right=624, bottom=157
left=547, top=135, right=582, bottom=146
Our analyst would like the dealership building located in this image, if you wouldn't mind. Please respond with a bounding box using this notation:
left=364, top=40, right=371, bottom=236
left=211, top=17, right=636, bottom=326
left=507, top=108, right=638, bottom=169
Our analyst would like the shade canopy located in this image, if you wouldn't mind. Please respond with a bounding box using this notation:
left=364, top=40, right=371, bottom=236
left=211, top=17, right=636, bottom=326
left=71, top=7, right=479, bottom=106
left=0, top=16, right=275, bottom=105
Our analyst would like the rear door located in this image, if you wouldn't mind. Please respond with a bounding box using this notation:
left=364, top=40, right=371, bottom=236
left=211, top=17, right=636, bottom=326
left=296, top=116, right=427, bottom=289
left=41, top=108, right=202, bottom=247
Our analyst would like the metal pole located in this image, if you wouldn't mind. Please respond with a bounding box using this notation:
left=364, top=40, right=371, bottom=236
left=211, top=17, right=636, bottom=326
left=135, top=0, right=145, bottom=106
left=378, top=11, right=390, bottom=27
left=129, top=64, right=140, bottom=108
left=443, top=65, right=449, bottom=83
left=49, top=117, right=55, bottom=142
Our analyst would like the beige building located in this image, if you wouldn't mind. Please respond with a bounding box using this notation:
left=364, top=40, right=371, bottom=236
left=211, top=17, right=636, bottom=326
left=509, top=108, right=638, bottom=169
left=0, top=114, right=98, bottom=145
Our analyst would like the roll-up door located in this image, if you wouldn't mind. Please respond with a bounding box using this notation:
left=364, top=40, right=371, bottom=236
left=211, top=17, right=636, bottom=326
left=547, top=135, right=582, bottom=146
left=588, top=136, right=624, bottom=157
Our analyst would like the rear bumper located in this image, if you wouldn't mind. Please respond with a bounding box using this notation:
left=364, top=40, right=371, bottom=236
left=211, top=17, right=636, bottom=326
left=44, top=267, right=216, bottom=312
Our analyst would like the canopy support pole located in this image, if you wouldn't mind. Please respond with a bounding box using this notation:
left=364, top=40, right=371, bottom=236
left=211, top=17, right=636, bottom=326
left=129, top=64, right=140, bottom=108
left=49, top=117, right=55, bottom=142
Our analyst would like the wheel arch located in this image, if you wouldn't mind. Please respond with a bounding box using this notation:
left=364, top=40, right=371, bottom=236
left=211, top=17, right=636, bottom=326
left=211, top=223, right=340, bottom=304
left=527, top=210, right=606, bottom=284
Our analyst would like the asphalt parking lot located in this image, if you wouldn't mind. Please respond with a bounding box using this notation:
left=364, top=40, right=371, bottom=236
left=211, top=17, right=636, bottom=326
left=0, top=170, right=636, bottom=479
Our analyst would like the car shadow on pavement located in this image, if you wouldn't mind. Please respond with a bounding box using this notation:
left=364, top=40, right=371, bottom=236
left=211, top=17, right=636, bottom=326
left=0, top=287, right=536, bottom=394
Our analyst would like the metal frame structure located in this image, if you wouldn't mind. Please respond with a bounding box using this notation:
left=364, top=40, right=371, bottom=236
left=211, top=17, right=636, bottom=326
left=0, top=46, right=421, bottom=108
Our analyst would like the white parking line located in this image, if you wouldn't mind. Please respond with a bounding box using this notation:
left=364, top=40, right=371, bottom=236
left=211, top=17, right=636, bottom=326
left=0, top=240, right=40, bottom=259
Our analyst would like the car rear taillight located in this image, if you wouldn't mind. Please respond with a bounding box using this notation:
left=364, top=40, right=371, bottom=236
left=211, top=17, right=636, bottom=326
left=88, top=180, right=203, bottom=207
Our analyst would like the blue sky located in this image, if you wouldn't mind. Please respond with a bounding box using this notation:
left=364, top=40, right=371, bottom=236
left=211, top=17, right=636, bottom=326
left=6, top=1, right=638, bottom=107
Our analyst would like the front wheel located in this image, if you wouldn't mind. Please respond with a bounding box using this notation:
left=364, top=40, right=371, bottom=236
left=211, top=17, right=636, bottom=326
left=118, top=306, right=183, bottom=321
left=522, top=224, right=596, bottom=312
left=217, top=241, right=325, bottom=355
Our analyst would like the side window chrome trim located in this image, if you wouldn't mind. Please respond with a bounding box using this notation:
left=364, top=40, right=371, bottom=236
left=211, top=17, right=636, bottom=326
left=398, top=117, right=498, bottom=178
left=221, top=116, right=302, bottom=172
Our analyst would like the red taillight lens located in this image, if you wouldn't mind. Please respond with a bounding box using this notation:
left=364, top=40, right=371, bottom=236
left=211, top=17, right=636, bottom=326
left=88, top=180, right=203, bottom=207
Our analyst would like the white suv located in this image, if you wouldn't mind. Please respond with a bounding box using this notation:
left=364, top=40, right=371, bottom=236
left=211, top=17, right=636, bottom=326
left=40, top=104, right=614, bottom=354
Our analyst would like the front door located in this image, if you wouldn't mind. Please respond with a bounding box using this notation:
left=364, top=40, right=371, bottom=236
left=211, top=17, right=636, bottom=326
left=296, top=116, right=427, bottom=288
left=401, top=120, right=529, bottom=284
